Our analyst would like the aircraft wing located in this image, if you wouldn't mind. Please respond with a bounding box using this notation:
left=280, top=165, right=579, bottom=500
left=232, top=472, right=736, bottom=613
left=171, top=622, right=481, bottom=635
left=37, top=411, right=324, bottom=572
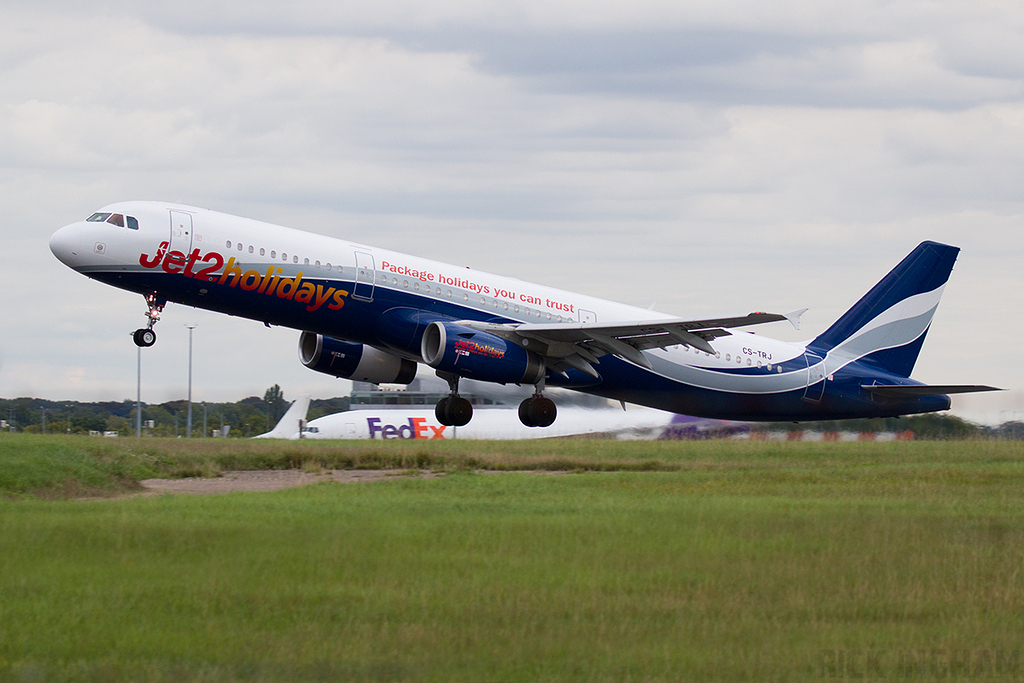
left=460, top=311, right=797, bottom=378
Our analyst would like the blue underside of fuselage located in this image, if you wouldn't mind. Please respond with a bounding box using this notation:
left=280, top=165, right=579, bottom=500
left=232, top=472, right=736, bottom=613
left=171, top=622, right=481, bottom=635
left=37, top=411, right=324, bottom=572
left=90, top=269, right=951, bottom=422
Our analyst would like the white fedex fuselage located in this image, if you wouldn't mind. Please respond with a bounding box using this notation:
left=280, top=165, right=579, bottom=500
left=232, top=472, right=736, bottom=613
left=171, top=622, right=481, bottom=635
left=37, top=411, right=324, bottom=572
left=49, top=201, right=976, bottom=425
left=303, top=407, right=680, bottom=441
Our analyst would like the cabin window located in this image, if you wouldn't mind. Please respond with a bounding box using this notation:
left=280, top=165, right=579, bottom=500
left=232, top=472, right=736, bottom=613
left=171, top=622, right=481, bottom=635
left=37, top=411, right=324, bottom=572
left=403, top=280, right=409, bottom=288
left=226, top=241, right=232, bottom=248
left=326, top=263, right=331, bottom=270
left=315, top=260, right=320, bottom=268
left=87, top=212, right=112, bottom=222
left=463, top=293, right=469, bottom=302
left=293, top=256, right=298, bottom=263
left=260, top=248, right=265, bottom=256
left=447, top=290, right=452, bottom=298
left=270, top=250, right=276, bottom=258
left=237, top=243, right=243, bottom=251
left=304, top=258, right=309, bottom=265
left=414, top=283, right=420, bottom=291
left=126, top=216, right=139, bottom=230
left=248, top=245, right=254, bottom=254
left=725, top=354, right=731, bottom=361
left=282, top=253, right=287, bottom=260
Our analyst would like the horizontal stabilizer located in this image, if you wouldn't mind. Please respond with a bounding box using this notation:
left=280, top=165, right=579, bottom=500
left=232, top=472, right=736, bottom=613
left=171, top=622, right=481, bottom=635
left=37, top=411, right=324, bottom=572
left=861, top=384, right=1002, bottom=398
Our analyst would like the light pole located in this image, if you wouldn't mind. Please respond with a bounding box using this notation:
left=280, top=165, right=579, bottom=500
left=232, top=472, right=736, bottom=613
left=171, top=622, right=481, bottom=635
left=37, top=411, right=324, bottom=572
left=186, top=324, right=197, bottom=438
left=136, top=345, right=142, bottom=438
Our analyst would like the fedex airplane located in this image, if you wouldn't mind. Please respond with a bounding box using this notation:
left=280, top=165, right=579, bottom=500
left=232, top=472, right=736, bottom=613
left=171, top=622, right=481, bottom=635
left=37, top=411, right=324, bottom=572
left=252, top=393, right=686, bottom=441
left=49, top=201, right=997, bottom=428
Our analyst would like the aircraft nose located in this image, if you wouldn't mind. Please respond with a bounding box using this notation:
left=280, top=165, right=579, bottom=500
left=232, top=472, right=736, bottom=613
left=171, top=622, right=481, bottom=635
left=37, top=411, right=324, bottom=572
left=49, top=222, right=83, bottom=268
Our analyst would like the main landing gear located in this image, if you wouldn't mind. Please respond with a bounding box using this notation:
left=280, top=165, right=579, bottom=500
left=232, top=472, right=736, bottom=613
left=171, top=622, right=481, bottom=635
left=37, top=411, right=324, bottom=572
left=132, top=292, right=165, bottom=348
left=519, top=393, right=557, bottom=428
left=434, top=372, right=558, bottom=429
left=435, top=372, right=473, bottom=427
left=518, top=376, right=556, bottom=427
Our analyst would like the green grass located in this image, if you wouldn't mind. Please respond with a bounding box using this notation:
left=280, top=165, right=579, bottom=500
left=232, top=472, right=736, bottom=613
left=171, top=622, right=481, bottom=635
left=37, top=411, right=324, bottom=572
left=2, top=437, right=1024, bottom=680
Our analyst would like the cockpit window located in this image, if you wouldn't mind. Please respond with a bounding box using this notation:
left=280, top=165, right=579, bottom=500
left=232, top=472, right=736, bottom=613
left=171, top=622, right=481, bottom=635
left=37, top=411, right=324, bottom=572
left=106, top=214, right=125, bottom=227
left=126, top=216, right=139, bottom=230
left=87, top=212, right=111, bottom=222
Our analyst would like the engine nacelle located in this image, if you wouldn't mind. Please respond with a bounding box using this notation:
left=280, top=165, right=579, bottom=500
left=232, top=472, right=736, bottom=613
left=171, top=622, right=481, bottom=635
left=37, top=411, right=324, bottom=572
left=299, top=332, right=417, bottom=384
left=421, top=321, right=545, bottom=385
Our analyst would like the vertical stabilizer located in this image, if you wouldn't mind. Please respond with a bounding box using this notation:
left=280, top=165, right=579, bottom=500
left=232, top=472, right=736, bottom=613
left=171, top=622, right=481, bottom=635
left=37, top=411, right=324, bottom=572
left=253, top=393, right=311, bottom=439
left=810, top=241, right=959, bottom=378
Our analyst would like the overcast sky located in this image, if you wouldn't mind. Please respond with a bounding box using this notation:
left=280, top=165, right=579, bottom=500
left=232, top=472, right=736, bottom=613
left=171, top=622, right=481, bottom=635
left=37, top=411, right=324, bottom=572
left=2, top=0, right=1022, bottom=423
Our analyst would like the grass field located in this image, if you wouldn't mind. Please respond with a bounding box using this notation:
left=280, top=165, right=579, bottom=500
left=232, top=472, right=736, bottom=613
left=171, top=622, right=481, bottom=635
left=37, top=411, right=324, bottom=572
left=2, top=435, right=1024, bottom=681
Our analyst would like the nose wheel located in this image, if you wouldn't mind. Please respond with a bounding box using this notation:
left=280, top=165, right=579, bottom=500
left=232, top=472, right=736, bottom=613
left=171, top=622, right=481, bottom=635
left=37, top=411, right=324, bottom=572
left=133, top=292, right=165, bottom=348
left=133, top=328, right=156, bottom=347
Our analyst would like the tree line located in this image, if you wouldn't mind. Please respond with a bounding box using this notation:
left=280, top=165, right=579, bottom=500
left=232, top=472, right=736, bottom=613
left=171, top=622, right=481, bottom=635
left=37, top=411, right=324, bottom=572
left=0, top=387, right=1020, bottom=439
left=0, top=385, right=349, bottom=437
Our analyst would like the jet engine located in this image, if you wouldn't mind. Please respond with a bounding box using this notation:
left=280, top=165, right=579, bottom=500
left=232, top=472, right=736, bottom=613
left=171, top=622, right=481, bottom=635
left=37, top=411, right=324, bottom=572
left=420, top=321, right=545, bottom=385
left=299, top=332, right=417, bottom=384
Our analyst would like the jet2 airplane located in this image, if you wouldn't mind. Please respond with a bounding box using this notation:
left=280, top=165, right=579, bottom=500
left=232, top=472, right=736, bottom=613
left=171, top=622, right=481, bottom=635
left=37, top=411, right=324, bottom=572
left=49, top=202, right=998, bottom=427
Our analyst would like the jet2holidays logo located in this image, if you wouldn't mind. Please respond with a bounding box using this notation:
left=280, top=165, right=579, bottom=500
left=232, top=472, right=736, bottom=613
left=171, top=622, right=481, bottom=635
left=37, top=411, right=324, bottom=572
left=139, top=242, right=349, bottom=312
left=367, top=417, right=447, bottom=439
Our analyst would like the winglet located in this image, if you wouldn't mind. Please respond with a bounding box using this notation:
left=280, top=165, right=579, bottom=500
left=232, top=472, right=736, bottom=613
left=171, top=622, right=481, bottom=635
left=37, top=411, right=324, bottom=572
left=785, top=308, right=808, bottom=331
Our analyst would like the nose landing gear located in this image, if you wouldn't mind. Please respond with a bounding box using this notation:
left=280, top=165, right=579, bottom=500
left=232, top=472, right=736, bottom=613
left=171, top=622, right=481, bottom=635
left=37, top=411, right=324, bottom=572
left=132, top=292, right=165, bottom=348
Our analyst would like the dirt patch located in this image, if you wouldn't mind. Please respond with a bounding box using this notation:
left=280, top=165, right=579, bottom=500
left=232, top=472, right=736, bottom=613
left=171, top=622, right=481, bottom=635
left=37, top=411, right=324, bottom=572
left=138, top=469, right=441, bottom=496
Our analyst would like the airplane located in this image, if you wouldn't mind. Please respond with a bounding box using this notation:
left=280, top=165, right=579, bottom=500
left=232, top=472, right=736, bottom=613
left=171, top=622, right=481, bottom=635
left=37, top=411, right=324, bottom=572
left=254, top=393, right=682, bottom=440
left=49, top=201, right=999, bottom=428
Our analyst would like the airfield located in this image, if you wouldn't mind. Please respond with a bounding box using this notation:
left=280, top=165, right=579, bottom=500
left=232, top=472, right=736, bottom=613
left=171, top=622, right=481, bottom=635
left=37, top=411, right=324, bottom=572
left=2, top=434, right=1023, bottom=681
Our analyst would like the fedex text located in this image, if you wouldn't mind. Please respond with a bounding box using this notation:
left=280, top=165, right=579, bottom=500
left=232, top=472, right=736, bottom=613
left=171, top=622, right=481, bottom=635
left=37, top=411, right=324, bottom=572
left=367, top=417, right=447, bottom=439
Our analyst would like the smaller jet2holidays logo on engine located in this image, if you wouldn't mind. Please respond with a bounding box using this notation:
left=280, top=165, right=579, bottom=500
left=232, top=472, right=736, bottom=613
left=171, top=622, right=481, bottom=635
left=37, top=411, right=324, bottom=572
left=367, top=417, right=447, bottom=440
left=454, top=338, right=505, bottom=359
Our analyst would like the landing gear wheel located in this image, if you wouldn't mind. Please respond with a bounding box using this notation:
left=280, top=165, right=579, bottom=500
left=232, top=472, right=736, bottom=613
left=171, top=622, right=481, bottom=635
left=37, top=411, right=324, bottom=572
left=435, top=397, right=451, bottom=425
left=519, top=396, right=556, bottom=428
left=435, top=396, right=472, bottom=426
left=444, top=396, right=473, bottom=427
left=133, top=328, right=156, bottom=347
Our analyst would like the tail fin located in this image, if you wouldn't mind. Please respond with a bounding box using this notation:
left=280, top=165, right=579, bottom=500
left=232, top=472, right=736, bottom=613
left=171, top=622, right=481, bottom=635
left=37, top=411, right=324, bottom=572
left=253, top=393, right=311, bottom=439
left=810, top=241, right=959, bottom=378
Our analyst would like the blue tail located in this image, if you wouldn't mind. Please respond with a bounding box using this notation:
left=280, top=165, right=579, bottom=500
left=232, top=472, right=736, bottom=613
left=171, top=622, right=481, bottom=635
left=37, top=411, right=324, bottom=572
left=809, top=241, right=959, bottom=378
